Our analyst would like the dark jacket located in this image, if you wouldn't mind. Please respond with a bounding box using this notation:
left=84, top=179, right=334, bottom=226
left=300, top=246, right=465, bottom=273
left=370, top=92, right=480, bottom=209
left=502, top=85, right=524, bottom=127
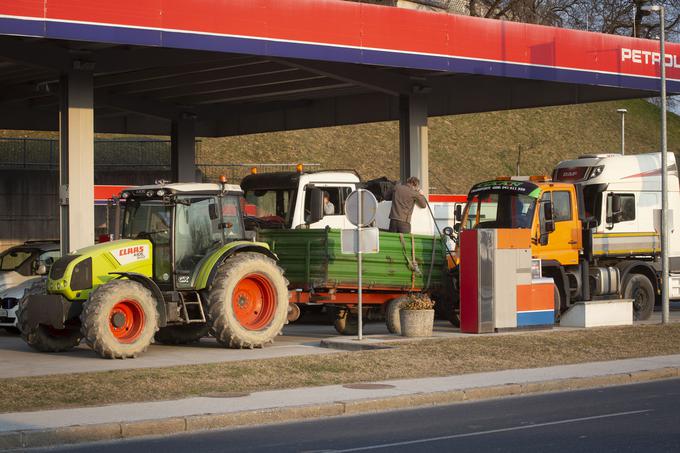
left=389, top=183, right=427, bottom=223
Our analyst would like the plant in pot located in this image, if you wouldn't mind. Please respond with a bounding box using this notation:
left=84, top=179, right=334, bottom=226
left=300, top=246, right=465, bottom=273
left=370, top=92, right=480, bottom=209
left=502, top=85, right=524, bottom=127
left=399, top=293, right=435, bottom=337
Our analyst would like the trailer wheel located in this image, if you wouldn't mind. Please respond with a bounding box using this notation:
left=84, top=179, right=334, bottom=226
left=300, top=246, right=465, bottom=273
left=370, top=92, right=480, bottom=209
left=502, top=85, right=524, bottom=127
left=154, top=324, right=209, bottom=345
left=287, top=303, right=301, bottom=323
left=385, top=297, right=408, bottom=334
left=334, top=310, right=358, bottom=336
left=208, top=253, right=288, bottom=349
left=622, top=274, right=655, bottom=321
left=80, top=279, right=159, bottom=359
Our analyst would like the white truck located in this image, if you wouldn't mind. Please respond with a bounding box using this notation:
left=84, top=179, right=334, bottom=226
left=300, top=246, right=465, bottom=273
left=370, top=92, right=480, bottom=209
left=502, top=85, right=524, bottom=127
left=240, top=168, right=462, bottom=236
left=551, top=152, right=680, bottom=318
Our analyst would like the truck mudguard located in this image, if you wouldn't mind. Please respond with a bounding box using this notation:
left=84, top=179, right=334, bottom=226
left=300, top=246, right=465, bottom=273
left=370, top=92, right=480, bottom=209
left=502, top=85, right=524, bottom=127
left=541, top=260, right=571, bottom=307
left=109, top=272, right=167, bottom=327
left=615, top=261, right=659, bottom=295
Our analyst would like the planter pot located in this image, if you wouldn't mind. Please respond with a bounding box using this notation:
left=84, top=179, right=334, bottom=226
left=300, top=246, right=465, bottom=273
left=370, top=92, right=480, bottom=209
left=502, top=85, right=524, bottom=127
left=400, top=309, right=435, bottom=337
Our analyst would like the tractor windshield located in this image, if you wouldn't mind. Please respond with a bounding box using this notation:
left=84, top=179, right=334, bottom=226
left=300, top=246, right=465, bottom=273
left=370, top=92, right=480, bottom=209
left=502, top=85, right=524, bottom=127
left=463, top=180, right=541, bottom=230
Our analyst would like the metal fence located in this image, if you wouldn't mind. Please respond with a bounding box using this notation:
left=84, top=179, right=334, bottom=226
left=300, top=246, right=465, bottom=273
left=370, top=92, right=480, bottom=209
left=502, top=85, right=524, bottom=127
left=197, top=163, right=322, bottom=183
left=0, top=137, right=172, bottom=170
left=0, top=138, right=320, bottom=182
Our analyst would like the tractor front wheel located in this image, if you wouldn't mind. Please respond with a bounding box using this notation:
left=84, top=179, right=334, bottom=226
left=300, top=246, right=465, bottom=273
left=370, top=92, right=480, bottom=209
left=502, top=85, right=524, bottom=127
left=207, top=253, right=288, bottom=349
left=80, top=279, right=159, bottom=359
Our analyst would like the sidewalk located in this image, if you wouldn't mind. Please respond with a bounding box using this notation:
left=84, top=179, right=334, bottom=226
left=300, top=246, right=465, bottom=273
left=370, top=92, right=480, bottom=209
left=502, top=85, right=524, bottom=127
left=1, top=354, right=679, bottom=450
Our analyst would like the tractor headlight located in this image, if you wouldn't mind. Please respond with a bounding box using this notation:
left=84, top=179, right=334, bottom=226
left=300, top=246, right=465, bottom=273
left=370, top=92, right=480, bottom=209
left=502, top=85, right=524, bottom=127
left=156, top=189, right=166, bottom=197
left=70, top=258, right=93, bottom=291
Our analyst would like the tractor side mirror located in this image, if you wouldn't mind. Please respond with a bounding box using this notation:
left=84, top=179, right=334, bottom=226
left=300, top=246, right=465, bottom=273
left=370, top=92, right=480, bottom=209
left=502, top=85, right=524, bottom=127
left=453, top=223, right=461, bottom=233
left=443, top=226, right=455, bottom=238
left=308, top=187, right=324, bottom=224
left=454, top=204, right=463, bottom=222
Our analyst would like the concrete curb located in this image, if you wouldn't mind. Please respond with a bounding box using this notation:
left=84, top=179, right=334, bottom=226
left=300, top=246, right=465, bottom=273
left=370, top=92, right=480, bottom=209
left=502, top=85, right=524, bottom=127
left=1, top=367, right=678, bottom=450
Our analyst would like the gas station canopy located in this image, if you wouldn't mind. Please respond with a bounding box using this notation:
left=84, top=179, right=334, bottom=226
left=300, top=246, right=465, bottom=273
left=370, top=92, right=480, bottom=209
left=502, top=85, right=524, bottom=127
left=1, top=0, right=679, bottom=137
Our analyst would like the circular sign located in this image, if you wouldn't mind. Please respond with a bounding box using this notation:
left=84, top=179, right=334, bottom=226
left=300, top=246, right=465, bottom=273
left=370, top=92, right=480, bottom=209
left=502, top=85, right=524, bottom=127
left=345, top=189, right=378, bottom=227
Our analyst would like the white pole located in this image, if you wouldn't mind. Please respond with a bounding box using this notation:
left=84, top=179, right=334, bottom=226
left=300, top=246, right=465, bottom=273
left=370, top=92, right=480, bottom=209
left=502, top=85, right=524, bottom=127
left=660, top=7, right=670, bottom=324
left=620, top=110, right=626, bottom=155
left=357, top=190, right=363, bottom=340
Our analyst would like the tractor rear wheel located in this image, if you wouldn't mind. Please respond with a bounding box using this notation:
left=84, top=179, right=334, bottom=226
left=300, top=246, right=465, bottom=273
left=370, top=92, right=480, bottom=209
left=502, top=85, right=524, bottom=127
left=207, top=253, right=288, bottom=349
left=80, top=279, right=159, bottom=359
left=154, top=324, right=210, bottom=345
left=385, top=297, right=408, bottom=334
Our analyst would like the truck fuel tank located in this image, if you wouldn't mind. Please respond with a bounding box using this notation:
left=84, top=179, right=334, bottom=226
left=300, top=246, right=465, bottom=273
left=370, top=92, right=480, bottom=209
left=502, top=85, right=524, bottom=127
left=589, top=267, right=620, bottom=296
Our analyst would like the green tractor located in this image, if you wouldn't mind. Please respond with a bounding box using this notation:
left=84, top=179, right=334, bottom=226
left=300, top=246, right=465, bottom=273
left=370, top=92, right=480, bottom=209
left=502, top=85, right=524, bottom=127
left=18, top=182, right=289, bottom=359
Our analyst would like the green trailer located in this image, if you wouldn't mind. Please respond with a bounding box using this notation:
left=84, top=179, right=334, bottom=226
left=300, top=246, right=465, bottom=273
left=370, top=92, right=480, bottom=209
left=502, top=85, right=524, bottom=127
left=256, top=228, right=450, bottom=334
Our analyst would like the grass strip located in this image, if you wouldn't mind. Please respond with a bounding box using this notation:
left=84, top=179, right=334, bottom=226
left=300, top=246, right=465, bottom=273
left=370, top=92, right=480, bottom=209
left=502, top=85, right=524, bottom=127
left=5, top=324, right=680, bottom=414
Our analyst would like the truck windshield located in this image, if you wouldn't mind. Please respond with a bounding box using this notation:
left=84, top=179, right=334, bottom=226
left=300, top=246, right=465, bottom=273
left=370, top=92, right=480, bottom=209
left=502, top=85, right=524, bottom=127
left=243, top=189, right=296, bottom=228
left=465, top=192, right=537, bottom=229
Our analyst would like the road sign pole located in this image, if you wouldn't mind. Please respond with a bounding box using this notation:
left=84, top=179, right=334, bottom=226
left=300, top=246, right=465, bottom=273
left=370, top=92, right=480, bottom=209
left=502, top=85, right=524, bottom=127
left=357, top=190, right=363, bottom=341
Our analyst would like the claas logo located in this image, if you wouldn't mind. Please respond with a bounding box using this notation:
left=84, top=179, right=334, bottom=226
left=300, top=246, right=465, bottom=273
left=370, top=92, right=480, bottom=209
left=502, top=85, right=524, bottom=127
left=118, top=245, right=145, bottom=257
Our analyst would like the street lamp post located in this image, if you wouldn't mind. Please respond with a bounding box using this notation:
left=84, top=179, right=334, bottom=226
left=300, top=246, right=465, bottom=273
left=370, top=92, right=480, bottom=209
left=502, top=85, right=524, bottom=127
left=617, top=108, right=627, bottom=155
left=642, top=4, right=670, bottom=324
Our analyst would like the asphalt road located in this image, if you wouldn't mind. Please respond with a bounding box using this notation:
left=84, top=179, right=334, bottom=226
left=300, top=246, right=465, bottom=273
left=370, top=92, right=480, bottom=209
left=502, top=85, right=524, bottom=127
left=31, top=378, right=680, bottom=453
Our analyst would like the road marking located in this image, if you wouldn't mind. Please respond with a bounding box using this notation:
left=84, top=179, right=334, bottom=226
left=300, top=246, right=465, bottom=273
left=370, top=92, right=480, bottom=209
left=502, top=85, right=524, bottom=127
left=331, top=409, right=652, bottom=452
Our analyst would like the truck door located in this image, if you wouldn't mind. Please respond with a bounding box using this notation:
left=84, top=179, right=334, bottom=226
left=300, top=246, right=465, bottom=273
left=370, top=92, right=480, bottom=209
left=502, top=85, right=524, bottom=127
left=305, top=185, right=353, bottom=229
left=534, top=189, right=580, bottom=266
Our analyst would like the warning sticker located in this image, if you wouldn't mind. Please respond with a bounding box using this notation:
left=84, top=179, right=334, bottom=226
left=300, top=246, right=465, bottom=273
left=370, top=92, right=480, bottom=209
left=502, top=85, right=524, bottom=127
left=110, top=244, right=149, bottom=266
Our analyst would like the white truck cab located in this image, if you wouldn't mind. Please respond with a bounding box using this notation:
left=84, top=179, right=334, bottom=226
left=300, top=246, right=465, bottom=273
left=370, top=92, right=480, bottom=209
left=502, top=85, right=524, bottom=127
left=240, top=169, right=443, bottom=235
left=554, top=152, right=680, bottom=261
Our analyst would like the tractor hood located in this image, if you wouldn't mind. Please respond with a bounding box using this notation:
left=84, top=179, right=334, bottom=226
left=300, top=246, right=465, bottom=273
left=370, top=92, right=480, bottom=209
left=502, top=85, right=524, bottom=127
left=48, top=239, right=153, bottom=300
left=0, top=271, right=33, bottom=294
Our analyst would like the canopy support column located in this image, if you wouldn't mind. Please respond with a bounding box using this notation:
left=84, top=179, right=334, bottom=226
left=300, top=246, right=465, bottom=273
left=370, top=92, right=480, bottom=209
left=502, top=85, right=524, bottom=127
left=171, top=116, right=197, bottom=182
left=59, top=69, right=94, bottom=255
left=399, top=93, right=429, bottom=194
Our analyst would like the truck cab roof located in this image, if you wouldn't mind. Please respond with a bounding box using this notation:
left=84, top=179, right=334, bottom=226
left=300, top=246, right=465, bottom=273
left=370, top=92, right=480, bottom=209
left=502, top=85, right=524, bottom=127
left=122, top=182, right=242, bottom=197
left=241, top=170, right=360, bottom=191
left=553, top=152, right=677, bottom=189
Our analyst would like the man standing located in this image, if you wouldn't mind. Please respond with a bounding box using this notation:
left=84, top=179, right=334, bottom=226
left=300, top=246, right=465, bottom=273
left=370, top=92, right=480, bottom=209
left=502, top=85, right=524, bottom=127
left=388, top=176, right=427, bottom=233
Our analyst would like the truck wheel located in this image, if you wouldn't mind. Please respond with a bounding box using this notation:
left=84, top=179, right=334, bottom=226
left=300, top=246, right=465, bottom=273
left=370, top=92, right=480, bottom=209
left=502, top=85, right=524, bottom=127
left=334, top=310, right=358, bottom=336
left=80, top=280, right=159, bottom=359
left=622, top=274, right=655, bottom=321
left=154, top=324, right=209, bottom=345
left=207, top=253, right=289, bottom=349
left=385, top=297, right=408, bottom=334
left=553, top=285, right=562, bottom=322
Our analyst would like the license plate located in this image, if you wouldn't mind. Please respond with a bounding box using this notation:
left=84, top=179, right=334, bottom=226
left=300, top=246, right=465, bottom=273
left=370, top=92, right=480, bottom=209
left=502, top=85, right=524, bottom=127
left=0, top=308, right=8, bottom=317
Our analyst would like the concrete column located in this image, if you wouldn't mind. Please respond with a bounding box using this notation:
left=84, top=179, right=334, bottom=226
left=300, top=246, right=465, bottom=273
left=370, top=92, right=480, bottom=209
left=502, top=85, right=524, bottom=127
left=59, top=70, right=94, bottom=255
left=171, top=117, right=197, bottom=182
left=398, top=94, right=429, bottom=194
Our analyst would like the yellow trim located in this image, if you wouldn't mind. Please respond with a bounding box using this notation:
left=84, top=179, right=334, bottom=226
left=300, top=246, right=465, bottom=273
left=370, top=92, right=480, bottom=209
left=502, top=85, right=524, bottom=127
left=593, top=232, right=659, bottom=238
left=594, top=248, right=658, bottom=255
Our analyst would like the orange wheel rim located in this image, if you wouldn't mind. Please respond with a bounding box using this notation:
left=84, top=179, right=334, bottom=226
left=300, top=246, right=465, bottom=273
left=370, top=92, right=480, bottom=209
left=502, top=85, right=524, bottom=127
left=232, top=274, right=276, bottom=330
left=109, top=299, right=145, bottom=343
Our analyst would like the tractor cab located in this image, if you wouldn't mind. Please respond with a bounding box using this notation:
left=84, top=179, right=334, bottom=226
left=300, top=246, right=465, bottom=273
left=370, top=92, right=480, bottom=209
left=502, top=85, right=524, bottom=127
left=119, top=182, right=244, bottom=291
